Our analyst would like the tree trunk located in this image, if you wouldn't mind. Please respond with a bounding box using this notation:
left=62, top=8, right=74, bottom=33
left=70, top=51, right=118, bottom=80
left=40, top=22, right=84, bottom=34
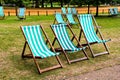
left=95, top=5, right=99, bottom=17
left=35, top=0, right=39, bottom=8
left=50, top=0, right=53, bottom=7
left=95, top=1, right=99, bottom=17
left=60, top=0, right=63, bottom=7
left=41, top=0, right=44, bottom=8
left=88, top=3, right=90, bottom=14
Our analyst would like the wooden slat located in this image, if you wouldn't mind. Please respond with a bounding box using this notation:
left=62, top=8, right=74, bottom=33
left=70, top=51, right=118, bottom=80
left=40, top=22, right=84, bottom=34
left=94, top=51, right=109, bottom=57
left=40, top=65, right=62, bottom=73
left=69, top=57, right=88, bottom=63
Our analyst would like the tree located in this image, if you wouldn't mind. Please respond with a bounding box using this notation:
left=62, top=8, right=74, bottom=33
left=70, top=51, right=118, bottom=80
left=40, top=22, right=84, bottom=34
left=89, top=0, right=112, bottom=16
left=49, top=0, right=53, bottom=7
left=35, top=0, right=39, bottom=8
left=60, top=0, right=63, bottom=7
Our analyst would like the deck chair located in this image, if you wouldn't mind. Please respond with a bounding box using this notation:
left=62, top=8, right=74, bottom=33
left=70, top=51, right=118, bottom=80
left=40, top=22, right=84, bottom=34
left=50, top=24, right=89, bottom=64
left=66, top=14, right=78, bottom=26
left=0, top=6, right=5, bottom=19
left=108, top=8, right=114, bottom=15
left=67, top=8, right=72, bottom=14
left=77, top=14, right=110, bottom=57
left=21, top=25, right=63, bottom=74
left=108, top=8, right=117, bottom=16
left=17, top=7, right=26, bottom=20
left=72, top=8, right=78, bottom=15
left=61, top=7, right=67, bottom=15
left=53, top=13, right=66, bottom=24
left=113, top=8, right=119, bottom=15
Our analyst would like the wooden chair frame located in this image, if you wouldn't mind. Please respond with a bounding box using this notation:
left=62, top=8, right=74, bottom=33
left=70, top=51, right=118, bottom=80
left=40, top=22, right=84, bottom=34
left=50, top=24, right=89, bottom=64
left=53, top=13, right=66, bottom=24
left=0, top=6, right=5, bottom=19
left=66, top=13, right=79, bottom=27
left=20, top=25, right=63, bottom=74
left=77, top=14, right=110, bottom=57
left=17, top=7, right=26, bottom=20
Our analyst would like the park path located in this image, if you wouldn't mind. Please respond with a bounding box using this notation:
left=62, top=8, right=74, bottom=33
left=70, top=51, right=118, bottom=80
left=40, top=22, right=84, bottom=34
left=64, top=64, right=120, bottom=80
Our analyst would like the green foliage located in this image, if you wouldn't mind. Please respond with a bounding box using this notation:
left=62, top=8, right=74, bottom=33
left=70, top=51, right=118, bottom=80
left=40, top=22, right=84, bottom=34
left=1, top=0, right=120, bottom=8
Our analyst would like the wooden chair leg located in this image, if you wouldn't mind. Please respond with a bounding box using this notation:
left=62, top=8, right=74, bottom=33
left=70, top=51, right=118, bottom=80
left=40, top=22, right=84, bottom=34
left=55, top=55, right=64, bottom=67
left=21, top=41, right=27, bottom=58
left=88, top=44, right=95, bottom=58
left=103, top=42, right=110, bottom=54
left=32, top=56, right=63, bottom=74
left=82, top=49, right=89, bottom=59
left=63, top=51, right=71, bottom=64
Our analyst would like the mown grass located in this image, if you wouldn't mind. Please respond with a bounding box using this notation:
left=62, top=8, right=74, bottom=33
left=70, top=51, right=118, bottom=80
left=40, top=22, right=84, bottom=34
left=0, top=15, right=120, bottom=80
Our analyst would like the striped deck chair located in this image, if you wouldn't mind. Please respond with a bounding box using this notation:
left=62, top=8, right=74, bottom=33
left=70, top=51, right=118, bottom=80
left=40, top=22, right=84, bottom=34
left=109, top=8, right=114, bottom=15
left=17, top=7, right=26, bottom=20
left=50, top=24, right=88, bottom=64
left=53, top=13, right=66, bottom=24
left=77, top=14, right=111, bottom=57
left=108, top=8, right=117, bottom=16
left=0, top=6, right=5, bottom=19
left=67, top=8, right=72, bottom=14
left=66, top=14, right=78, bottom=26
left=61, top=7, right=67, bottom=15
left=21, top=25, right=63, bottom=74
left=72, top=8, right=78, bottom=15
left=113, top=8, right=118, bottom=15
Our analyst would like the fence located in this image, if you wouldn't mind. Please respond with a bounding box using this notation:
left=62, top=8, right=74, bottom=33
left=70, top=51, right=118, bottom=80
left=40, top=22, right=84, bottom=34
left=4, top=7, right=120, bottom=16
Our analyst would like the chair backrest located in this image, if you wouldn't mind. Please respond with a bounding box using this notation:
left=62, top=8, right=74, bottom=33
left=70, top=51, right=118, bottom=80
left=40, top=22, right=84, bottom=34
left=21, top=25, right=56, bottom=58
left=109, top=8, right=114, bottom=15
left=66, top=14, right=76, bottom=24
left=113, top=8, right=118, bottom=15
left=77, top=14, right=101, bottom=43
left=51, top=24, right=80, bottom=51
left=72, top=8, right=77, bottom=15
left=0, top=6, right=4, bottom=16
left=67, top=8, right=72, bottom=14
left=55, top=13, right=66, bottom=24
left=18, top=8, right=26, bottom=17
left=61, top=7, right=66, bottom=14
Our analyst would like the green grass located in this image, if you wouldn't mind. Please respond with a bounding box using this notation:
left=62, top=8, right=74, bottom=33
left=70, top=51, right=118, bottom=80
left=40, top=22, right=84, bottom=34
left=0, top=15, right=120, bottom=80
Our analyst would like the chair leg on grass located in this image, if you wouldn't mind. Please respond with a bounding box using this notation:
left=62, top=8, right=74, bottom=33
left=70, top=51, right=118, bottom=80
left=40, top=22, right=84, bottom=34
left=103, top=42, right=110, bottom=54
left=21, top=41, right=27, bottom=58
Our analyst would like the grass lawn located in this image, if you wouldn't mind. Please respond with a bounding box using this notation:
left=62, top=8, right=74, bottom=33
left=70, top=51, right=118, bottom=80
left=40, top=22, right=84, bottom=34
left=0, top=15, right=120, bottom=80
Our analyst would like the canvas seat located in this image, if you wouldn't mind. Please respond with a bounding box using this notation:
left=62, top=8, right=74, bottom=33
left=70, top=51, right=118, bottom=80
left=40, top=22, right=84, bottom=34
left=17, top=7, right=26, bottom=20
left=50, top=24, right=89, bottom=64
left=113, top=8, right=119, bottom=15
left=72, top=8, right=78, bottom=15
left=53, top=13, right=66, bottom=24
left=108, top=8, right=118, bottom=16
left=21, top=25, right=63, bottom=74
left=66, top=14, right=78, bottom=26
left=77, top=14, right=110, bottom=57
left=67, top=7, right=72, bottom=14
left=0, top=6, right=5, bottom=19
left=61, top=7, right=67, bottom=15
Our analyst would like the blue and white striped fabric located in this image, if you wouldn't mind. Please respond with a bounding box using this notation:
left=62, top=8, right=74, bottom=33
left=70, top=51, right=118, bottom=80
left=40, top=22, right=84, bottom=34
left=109, top=8, right=114, bottom=15
left=78, top=14, right=109, bottom=43
left=67, top=8, right=72, bottom=14
left=0, top=6, right=4, bottom=17
left=18, top=8, right=25, bottom=18
left=113, top=8, right=118, bottom=15
left=66, top=14, right=77, bottom=24
left=22, top=25, right=59, bottom=58
left=61, top=7, right=66, bottom=14
left=51, top=24, right=85, bottom=52
left=55, top=13, right=66, bottom=24
left=72, top=8, right=77, bottom=15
